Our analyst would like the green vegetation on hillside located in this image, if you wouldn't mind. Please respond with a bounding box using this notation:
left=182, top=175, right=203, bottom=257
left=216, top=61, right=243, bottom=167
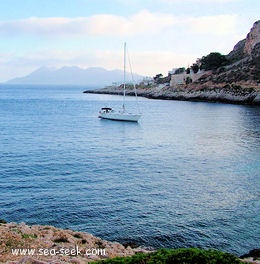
left=95, top=248, right=242, bottom=264
left=199, top=52, right=229, bottom=71
left=153, top=51, right=229, bottom=84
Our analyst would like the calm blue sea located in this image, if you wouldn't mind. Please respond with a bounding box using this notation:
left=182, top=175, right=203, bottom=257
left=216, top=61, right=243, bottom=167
left=0, top=84, right=259, bottom=256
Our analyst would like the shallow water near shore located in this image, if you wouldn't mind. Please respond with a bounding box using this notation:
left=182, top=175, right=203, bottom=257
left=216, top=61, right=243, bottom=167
left=0, top=84, right=259, bottom=256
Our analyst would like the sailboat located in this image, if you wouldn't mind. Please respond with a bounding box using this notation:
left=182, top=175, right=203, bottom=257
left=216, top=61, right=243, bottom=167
left=98, top=43, right=142, bottom=122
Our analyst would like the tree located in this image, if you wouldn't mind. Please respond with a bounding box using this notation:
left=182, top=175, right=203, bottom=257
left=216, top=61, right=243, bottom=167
left=200, top=52, right=228, bottom=71
left=153, top=73, right=170, bottom=84
left=153, top=73, right=163, bottom=81
left=174, top=67, right=185, bottom=74
left=191, top=63, right=199, bottom=73
left=185, top=76, right=192, bottom=84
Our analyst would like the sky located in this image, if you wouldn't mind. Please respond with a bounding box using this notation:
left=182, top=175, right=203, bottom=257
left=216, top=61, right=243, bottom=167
left=0, top=0, right=259, bottom=82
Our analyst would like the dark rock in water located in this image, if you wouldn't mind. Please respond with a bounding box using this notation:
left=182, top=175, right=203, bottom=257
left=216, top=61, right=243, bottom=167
left=240, top=248, right=260, bottom=259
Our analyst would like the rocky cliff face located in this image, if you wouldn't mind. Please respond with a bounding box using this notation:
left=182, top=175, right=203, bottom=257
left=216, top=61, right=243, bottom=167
left=196, top=20, right=260, bottom=90
left=163, top=21, right=260, bottom=104
left=227, top=20, right=260, bottom=62
left=244, top=20, right=260, bottom=56
left=226, top=39, right=246, bottom=62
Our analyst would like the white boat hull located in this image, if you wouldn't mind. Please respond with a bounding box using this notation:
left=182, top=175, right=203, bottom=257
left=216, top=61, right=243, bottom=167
left=99, top=112, right=141, bottom=122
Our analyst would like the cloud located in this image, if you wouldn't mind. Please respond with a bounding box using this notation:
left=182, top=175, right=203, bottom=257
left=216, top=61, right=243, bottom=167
left=0, top=10, right=239, bottom=81
left=186, top=15, right=237, bottom=35
left=0, top=11, right=237, bottom=41
left=0, top=17, right=105, bottom=37
left=0, top=10, right=177, bottom=37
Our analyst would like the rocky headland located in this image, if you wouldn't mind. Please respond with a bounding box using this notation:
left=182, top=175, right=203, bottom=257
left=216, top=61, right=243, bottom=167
left=84, top=21, right=260, bottom=106
left=0, top=222, right=259, bottom=264
left=0, top=221, right=150, bottom=264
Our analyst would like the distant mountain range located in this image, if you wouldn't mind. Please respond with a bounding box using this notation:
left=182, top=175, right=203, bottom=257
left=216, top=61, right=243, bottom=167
left=6, top=66, right=144, bottom=86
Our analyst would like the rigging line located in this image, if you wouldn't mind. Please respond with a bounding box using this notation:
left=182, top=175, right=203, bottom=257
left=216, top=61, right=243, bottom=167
left=126, top=45, right=141, bottom=114
left=123, top=42, right=126, bottom=110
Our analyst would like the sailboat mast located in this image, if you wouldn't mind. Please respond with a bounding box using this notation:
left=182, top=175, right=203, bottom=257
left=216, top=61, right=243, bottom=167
left=123, top=42, right=126, bottom=108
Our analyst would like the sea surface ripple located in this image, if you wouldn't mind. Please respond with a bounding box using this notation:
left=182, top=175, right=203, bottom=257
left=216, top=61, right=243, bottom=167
left=0, top=85, right=259, bottom=255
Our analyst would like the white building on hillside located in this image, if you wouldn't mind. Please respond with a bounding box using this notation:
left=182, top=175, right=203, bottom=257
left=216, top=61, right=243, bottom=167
left=170, top=69, right=205, bottom=86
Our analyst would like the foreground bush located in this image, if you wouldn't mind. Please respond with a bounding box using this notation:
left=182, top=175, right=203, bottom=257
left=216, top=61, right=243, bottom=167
left=96, top=248, right=242, bottom=264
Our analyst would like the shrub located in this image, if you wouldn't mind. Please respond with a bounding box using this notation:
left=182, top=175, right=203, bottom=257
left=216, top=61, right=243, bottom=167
left=21, top=234, right=37, bottom=239
left=53, top=236, right=69, bottom=243
left=95, top=248, right=242, bottom=264
left=191, top=63, right=199, bottom=73
left=200, top=52, right=229, bottom=71
left=73, top=233, right=83, bottom=239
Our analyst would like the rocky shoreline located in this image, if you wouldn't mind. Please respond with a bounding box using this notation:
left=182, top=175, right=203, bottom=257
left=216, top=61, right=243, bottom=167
left=0, top=222, right=259, bottom=264
left=83, top=82, right=260, bottom=106
left=0, top=221, right=150, bottom=263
